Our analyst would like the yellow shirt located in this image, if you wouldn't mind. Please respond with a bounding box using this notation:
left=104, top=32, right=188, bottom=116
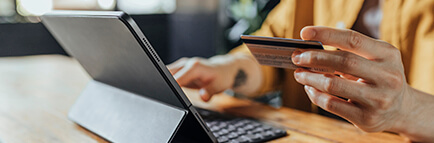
left=230, top=0, right=434, bottom=112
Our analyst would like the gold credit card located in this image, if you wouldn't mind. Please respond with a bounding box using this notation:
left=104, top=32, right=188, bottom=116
left=241, top=35, right=324, bottom=69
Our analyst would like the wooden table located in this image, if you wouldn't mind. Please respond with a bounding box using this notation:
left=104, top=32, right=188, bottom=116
left=0, top=55, right=408, bottom=143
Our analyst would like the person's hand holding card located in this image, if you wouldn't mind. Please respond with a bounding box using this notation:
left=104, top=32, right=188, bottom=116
left=294, top=26, right=434, bottom=142
left=244, top=26, right=434, bottom=142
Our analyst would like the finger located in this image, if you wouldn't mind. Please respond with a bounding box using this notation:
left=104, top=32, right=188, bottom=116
left=167, top=57, right=189, bottom=74
left=300, top=26, right=392, bottom=60
left=173, top=60, right=203, bottom=86
left=292, top=49, right=380, bottom=82
left=199, top=88, right=210, bottom=102
left=183, top=79, right=206, bottom=89
left=304, top=85, right=362, bottom=124
left=199, top=86, right=218, bottom=102
left=295, top=68, right=371, bottom=103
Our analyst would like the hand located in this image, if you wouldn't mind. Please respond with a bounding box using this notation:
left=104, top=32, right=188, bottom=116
left=168, top=56, right=236, bottom=101
left=168, top=54, right=262, bottom=102
left=292, top=26, right=434, bottom=141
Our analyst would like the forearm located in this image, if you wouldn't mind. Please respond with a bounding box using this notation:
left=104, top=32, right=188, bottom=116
left=392, top=87, right=434, bottom=142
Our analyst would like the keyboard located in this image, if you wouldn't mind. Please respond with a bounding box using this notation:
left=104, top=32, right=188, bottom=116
left=196, top=108, right=287, bottom=143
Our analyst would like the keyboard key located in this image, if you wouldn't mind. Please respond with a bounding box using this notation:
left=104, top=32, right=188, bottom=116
left=213, top=132, right=221, bottom=138
left=252, top=127, right=264, bottom=134
left=220, top=129, right=229, bottom=135
left=253, top=133, right=264, bottom=140
left=227, top=132, right=239, bottom=139
left=226, top=125, right=236, bottom=131
left=262, top=125, right=272, bottom=131
left=210, top=126, right=220, bottom=132
left=273, top=129, right=287, bottom=135
left=243, top=125, right=254, bottom=131
left=218, top=136, right=229, bottom=143
left=245, top=134, right=261, bottom=141
left=234, top=122, right=244, bottom=127
left=236, top=130, right=246, bottom=136
left=228, top=140, right=241, bottom=143
left=218, top=123, right=228, bottom=128
left=207, top=121, right=218, bottom=127
left=264, top=130, right=275, bottom=137
left=236, top=136, right=251, bottom=143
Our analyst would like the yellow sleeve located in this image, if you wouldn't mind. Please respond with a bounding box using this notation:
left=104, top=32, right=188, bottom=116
left=228, top=0, right=292, bottom=97
left=407, top=13, right=434, bottom=95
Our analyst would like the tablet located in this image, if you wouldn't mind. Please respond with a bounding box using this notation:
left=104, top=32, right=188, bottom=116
left=42, top=11, right=216, bottom=143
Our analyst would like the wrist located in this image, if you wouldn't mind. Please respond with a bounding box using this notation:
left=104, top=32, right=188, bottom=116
left=388, top=85, right=416, bottom=137
left=389, top=86, right=434, bottom=142
left=225, top=53, right=263, bottom=96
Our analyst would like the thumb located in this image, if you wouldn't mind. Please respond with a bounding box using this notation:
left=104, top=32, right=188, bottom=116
left=199, top=87, right=218, bottom=102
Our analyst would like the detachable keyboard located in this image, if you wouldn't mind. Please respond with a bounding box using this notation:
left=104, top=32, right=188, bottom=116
left=196, top=108, right=287, bottom=143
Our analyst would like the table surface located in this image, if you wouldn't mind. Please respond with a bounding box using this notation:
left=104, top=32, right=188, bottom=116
left=0, top=55, right=409, bottom=143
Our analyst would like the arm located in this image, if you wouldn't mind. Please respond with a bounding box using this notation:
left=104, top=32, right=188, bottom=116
left=168, top=0, right=294, bottom=100
left=168, top=53, right=263, bottom=101
left=395, top=89, right=434, bottom=142
left=292, top=26, right=434, bottom=142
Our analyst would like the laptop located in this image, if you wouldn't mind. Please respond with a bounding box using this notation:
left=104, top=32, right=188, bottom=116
left=41, top=11, right=286, bottom=143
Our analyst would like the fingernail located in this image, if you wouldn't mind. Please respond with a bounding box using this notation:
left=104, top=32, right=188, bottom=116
left=294, top=71, right=301, bottom=80
left=304, top=85, right=310, bottom=91
left=305, top=86, right=314, bottom=94
left=199, top=89, right=210, bottom=102
left=199, top=88, right=205, bottom=95
left=301, top=27, right=316, bottom=40
left=294, top=68, right=305, bottom=82
left=292, top=50, right=301, bottom=64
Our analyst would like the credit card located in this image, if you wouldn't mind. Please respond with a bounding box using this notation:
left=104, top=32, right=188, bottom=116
left=241, top=35, right=324, bottom=70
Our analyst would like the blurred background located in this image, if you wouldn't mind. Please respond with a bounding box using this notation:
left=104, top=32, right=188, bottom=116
left=0, top=0, right=279, bottom=64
